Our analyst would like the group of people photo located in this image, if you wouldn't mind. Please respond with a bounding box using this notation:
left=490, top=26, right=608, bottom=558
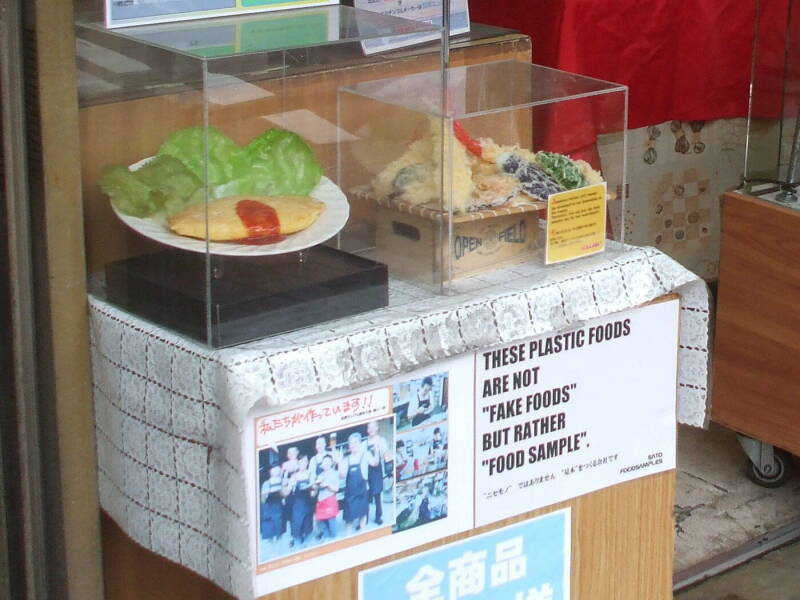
left=258, top=418, right=395, bottom=564
left=258, top=373, right=452, bottom=563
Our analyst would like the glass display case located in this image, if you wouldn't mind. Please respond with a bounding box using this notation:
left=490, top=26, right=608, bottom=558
left=338, top=60, right=628, bottom=291
left=77, top=5, right=445, bottom=347
left=743, top=0, right=800, bottom=202
left=78, top=6, right=627, bottom=348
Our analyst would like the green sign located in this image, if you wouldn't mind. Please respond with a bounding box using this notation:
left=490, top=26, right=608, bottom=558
left=106, top=0, right=337, bottom=29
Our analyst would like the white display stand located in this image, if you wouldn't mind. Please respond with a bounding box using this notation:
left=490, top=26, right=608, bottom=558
left=90, top=245, right=710, bottom=598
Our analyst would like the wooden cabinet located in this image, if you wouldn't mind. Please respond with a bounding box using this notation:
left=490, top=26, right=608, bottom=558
left=712, top=191, right=800, bottom=456
left=103, top=471, right=676, bottom=600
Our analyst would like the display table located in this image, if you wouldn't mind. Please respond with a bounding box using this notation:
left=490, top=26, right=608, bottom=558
left=90, top=245, right=710, bottom=599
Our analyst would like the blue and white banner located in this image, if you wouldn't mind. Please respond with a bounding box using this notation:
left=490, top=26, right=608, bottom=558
left=106, top=0, right=338, bottom=29
left=355, top=0, right=470, bottom=55
left=359, top=509, right=571, bottom=600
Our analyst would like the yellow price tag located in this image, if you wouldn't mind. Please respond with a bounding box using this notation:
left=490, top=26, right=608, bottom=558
left=545, top=182, right=607, bottom=265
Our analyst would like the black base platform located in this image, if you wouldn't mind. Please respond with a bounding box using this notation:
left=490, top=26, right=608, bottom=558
left=105, top=245, right=389, bottom=347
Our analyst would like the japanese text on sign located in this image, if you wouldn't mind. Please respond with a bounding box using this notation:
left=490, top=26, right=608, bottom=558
left=255, top=388, right=391, bottom=447
left=360, top=509, right=569, bottom=600
left=545, top=183, right=607, bottom=264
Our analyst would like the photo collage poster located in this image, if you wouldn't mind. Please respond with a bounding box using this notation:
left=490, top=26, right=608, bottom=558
left=391, top=372, right=450, bottom=533
left=247, top=355, right=475, bottom=596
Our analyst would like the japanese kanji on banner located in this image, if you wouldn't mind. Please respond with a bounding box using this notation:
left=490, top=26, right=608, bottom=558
left=359, top=509, right=570, bottom=600
left=244, top=355, right=476, bottom=596
left=355, top=0, right=470, bottom=55
left=474, top=299, right=679, bottom=527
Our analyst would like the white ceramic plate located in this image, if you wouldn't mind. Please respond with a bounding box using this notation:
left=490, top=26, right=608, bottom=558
left=112, top=163, right=349, bottom=256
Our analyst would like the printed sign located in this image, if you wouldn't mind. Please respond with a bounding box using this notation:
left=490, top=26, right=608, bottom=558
left=246, top=355, right=475, bottom=596
left=355, top=0, right=470, bottom=55
left=112, top=7, right=338, bottom=56
left=545, top=183, right=607, bottom=265
left=246, top=298, right=679, bottom=593
left=359, top=509, right=571, bottom=600
left=474, top=299, right=678, bottom=526
left=106, top=0, right=338, bottom=29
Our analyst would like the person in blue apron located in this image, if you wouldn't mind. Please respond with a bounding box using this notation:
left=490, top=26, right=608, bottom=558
left=431, top=427, right=443, bottom=451
left=281, top=446, right=299, bottom=539
left=308, top=436, right=330, bottom=540
left=308, top=436, right=328, bottom=481
left=260, top=464, right=286, bottom=558
left=288, top=455, right=314, bottom=548
left=339, top=432, right=377, bottom=535
left=428, top=426, right=446, bottom=472
left=366, top=421, right=391, bottom=526
left=407, top=376, right=434, bottom=427
left=312, top=454, right=340, bottom=540
left=416, top=483, right=431, bottom=525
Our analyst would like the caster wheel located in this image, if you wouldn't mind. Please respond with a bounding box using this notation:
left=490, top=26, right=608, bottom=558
left=746, top=449, right=793, bottom=488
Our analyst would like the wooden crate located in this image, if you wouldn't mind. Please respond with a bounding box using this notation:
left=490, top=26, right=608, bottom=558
left=375, top=198, right=545, bottom=282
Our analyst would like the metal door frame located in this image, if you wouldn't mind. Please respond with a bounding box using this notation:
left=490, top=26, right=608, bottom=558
left=1, top=0, right=53, bottom=597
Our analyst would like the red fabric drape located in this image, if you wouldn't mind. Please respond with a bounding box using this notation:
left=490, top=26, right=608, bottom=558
left=470, top=0, right=760, bottom=129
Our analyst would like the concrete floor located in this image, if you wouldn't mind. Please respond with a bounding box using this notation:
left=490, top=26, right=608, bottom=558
left=675, top=541, right=800, bottom=599
left=674, top=423, right=800, bottom=597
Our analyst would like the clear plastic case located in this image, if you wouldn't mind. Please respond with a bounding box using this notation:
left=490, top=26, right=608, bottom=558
left=743, top=0, right=800, bottom=202
left=77, top=7, right=627, bottom=347
left=77, top=5, right=446, bottom=347
left=338, top=60, right=628, bottom=292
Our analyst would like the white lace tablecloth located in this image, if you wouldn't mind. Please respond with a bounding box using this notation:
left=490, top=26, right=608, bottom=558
left=89, top=245, right=711, bottom=599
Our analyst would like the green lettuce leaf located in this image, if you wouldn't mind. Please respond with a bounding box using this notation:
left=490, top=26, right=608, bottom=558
left=136, top=155, right=202, bottom=216
left=100, top=126, right=323, bottom=220
left=244, top=128, right=322, bottom=196
left=157, top=126, right=244, bottom=186
left=99, top=156, right=203, bottom=218
left=99, top=166, right=160, bottom=218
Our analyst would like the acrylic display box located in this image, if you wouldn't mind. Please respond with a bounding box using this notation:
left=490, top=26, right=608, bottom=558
left=337, top=60, right=628, bottom=292
left=742, top=0, right=800, bottom=203
left=76, top=5, right=447, bottom=347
